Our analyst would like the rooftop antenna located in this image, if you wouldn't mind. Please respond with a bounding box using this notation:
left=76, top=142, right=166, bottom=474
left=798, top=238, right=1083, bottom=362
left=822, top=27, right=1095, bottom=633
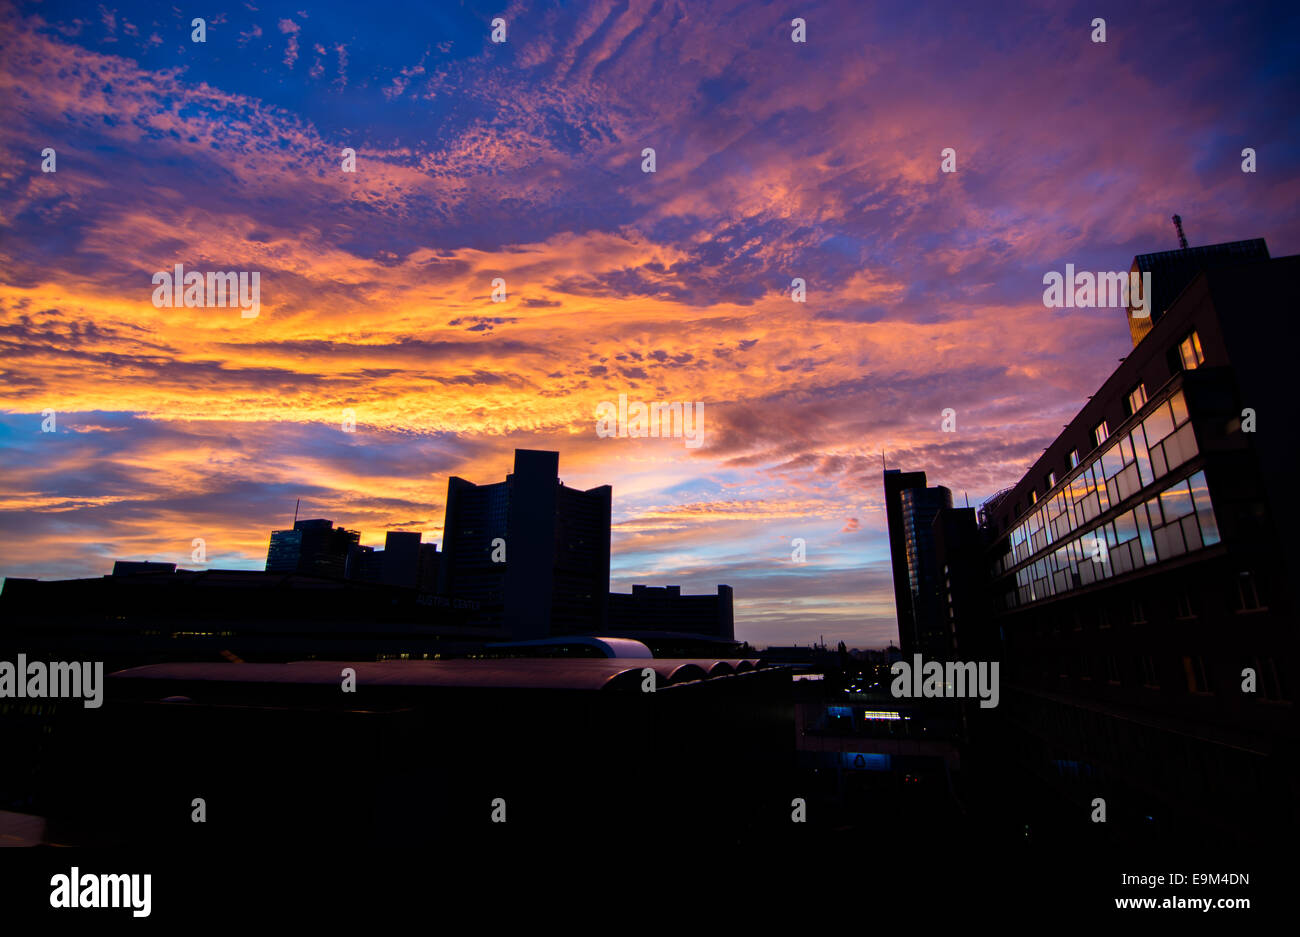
left=1172, top=214, right=1189, bottom=250
left=293, top=497, right=300, bottom=525
left=964, top=491, right=970, bottom=508
left=881, top=449, right=886, bottom=471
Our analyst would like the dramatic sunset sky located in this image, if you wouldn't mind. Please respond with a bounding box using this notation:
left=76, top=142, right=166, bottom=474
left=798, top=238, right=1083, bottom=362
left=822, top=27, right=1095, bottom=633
left=1, top=0, right=1297, bottom=646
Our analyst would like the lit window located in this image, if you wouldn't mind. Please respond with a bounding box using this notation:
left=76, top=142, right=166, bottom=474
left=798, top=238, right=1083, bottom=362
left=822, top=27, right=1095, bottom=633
left=1092, top=421, right=1109, bottom=448
left=1178, top=331, right=1205, bottom=370
left=1126, top=384, right=1147, bottom=416
left=1068, top=449, right=1080, bottom=469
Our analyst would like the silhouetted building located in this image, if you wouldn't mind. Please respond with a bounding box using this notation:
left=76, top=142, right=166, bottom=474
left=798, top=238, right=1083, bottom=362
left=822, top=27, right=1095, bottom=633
left=345, top=543, right=383, bottom=582
left=932, top=507, right=984, bottom=660
left=0, top=567, right=485, bottom=674
left=265, top=518, right=359, bottom=578
left=111, top=561, right=176, bottom=577
left=345, top=533, right=440, bottom=592
left=418, top=542, right=441, bottom=593
left=440, top=450, right=611, bottom=639
left=971, top=239, right=1298, bottom=843
left=606, top=584, right=734, bottom=640
left=381, top=531, right=422, bottom=589
left=883, top=470, right=953, bottom=658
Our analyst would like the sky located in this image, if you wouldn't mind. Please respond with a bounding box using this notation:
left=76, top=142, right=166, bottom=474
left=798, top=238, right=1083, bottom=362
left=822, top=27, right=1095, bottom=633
left=1, top=0, right=1297, bottom=648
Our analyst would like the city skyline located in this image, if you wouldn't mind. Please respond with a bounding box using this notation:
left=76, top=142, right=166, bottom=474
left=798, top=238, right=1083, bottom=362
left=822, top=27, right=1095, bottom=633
left=3, top=0, right=1299, bottom=649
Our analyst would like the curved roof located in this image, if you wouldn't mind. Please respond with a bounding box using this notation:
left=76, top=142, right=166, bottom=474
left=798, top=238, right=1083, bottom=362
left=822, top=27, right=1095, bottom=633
left=109, top=658, right=764, bottom=692
left=484, top=636, right=654, bottom=658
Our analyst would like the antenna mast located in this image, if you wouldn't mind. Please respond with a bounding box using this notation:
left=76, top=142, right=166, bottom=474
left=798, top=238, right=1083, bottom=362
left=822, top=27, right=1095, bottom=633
left=1172, top=214, right=1189, bottom=250
left=293, top=498, right=300, bottom=525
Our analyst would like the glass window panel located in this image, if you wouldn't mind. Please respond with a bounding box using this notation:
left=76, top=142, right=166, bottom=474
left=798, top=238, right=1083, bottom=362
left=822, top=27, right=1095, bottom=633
left=1144, top=403, right=1175, bottom=444
left=1102, top=444, right=1124, bottom=479
left=1131, top=427, right=1153, bottom=487
left=1154, top=523, right=1186, bottom=559
left=1160, top=481, right=1195, bottom=521
left=1164, top=427, right=1185, bottom=471
left=1145, top=497, right=1163, bottom=527
left=1169, top=391, right=1188, bottom=427
left=1187, top=470, right=1211, bottom=512
left=1115, top=511, right=1137, bottom=544
left=1176, top=425, right=1193, bottom=468
left=1136, top=510, right=1157, bottom=564
left=1198, top=508, right=1220, bottom=546
left=1181, top=514, right=1202, bottom=552
left=1151, top=443, right=1168, bottom=479
left=1120, top=435, right=1134, bottom=465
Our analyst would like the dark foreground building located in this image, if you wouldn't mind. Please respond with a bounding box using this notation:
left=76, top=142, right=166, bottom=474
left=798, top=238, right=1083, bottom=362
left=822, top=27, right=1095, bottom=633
left=898, top=238, right=1299, bottom=847
left=23, top=658, right=789, bottom=847
left=0, top=568, right=487, bottom=675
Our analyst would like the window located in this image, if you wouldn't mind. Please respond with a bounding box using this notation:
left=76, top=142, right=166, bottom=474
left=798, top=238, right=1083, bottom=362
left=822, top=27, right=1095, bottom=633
left=1183, top=656, right=1212, bottom=695
left=1092, top=420, right=1109, bottom=448
left=1045, top=471, right=1056, bottom=491
left=1139, top=655, right=1159, bottom=688
left=1106, top=656, right=1121, bottom=685
left=1131, top=598, right=1147, bottom=624
left=1178, top=330, right=1205, bottom=370
left=1235, top=571, right=1265, bottom=612
left=1125, top=384, right=1148, bottom=417
left=1068, top=449, right=1080, bottom=469
left=1175, top=589, right=1196, bottom=620
left=1030, top=489, right=1038, bottom=505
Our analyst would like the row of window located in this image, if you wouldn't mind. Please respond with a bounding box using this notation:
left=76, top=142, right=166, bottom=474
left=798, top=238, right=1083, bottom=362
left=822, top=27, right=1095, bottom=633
left=998, top=388, right=1197, bottom=578
left=1004, top=470, right=1219, bottom=609
left=1018, top=329, right=1205, bottom=518
left=1047, top=654, right=1287, bottom=701
left=1026, top=572, right=1267, bottom=636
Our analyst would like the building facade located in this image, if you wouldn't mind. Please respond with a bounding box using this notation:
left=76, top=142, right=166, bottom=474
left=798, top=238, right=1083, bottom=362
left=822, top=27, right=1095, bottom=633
left=440, top=449, right=612, bottom=639
left=972, top=241, right=1298, bottom=843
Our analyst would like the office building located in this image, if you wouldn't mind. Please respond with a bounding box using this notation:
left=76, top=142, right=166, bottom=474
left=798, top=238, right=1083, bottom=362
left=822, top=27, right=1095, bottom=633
left=955, top=237, right=1297, bottom=844
left=440, top=449, right=611, bottom=639
left=606, top=584, right=734, bottom=640
left=265, top=518, right=360, bottom=578
left=883, top=470, right=953, bottom=659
